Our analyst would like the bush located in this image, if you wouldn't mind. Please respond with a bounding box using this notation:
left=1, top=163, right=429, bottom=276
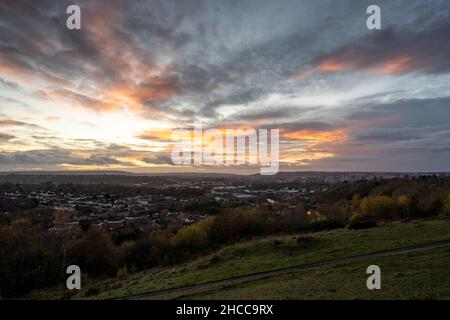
left=208, top=254, right=221, bottom=264
left=272, top=240, right=282, bottom=247
left=360, top=195, right=398, bottom=220
left=347, top=213, right=377, bottom=230
left=300, top=219, right=345, bottom=232
left=443, top=194, right=450, bottom=216
left=68, top=227, right=118, bottom=277
left=121, top=239, right=153, bottom=270
left=296, top=235, right=313, bottom=246
left=116, top=266, right=128, bottom=279
left=172, top=224, right=208, bottom=250
left=208, top=208, right=268, bottom=243
left=84, top=286, right=100, bottom=297
left=0, top=219, right=61, bottom=297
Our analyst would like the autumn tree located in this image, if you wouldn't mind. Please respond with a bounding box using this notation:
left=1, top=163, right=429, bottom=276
left=67, top=226, right=118, bottom=277
left=0, top=219, right=61, bottom=297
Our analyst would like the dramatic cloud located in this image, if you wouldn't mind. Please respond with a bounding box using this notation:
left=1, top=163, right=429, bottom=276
left=1, top=0, right=450, bottom=171
left=0, top=149, right=129, bottom=166
left=294, top=19, right=450, bottom=78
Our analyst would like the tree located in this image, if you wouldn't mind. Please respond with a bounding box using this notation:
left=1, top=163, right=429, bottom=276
left=397, top=194, right=411, bottom=218
left=442, top=193, right=450, bottom=216
left=121, top=239, right=153, bottom=270
left=68, top=227, right=118, bottom=277
left=0, top=219, right=61, bottom=297
left=148, top=229, right=174, bottom=264
left=172, top=224, right=208, bottom=250
left=360, top=195, right=398, bottom=220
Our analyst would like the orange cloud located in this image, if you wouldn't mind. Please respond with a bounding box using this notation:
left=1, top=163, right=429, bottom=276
left=0, top=119, right=22, bottom=126
left=292, top=58, right=350, bottom=79
left=137, top=129, right=177, bottom=142
left=293, top=54, right=415, bottom=79
left=0, top=119, right=39, bottom=128
left=78, top=1, right=179, bottom=113
left=369, top=55, right=414, bottom=75
left=316, top=60, right=347, bottom=72
left=282, top=151, right=335, bottom=163
left=281, top=128, right=346, bottom=142
left=0, top=0, right=179, bottom=116
left=46, top=116, right=61, bottom=122
left=105, top=74, right=178, bottom=111
left=279, top=129, right=347, bottom=164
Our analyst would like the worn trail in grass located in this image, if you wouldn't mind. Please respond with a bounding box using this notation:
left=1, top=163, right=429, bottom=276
left=31, top=219, right=450, bottom=299
left=187, top=246, right=450, bottom=300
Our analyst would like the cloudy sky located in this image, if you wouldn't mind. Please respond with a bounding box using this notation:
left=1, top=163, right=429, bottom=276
left=0, top=0, right=450, bottom=173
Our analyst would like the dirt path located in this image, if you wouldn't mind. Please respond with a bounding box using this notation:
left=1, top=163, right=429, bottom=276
left=119, top=240, right=450, bottom=300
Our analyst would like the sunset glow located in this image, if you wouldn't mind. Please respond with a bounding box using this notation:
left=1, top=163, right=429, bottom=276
left=1, top=0, right=450, bottom=172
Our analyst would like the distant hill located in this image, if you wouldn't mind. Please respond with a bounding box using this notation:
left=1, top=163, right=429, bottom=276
left=0, top=170, right=448, bottom=185
left=0, top=170, right=135, bottom=176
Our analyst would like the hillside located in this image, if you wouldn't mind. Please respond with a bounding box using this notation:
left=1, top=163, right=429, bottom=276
left=32, top=219, right=450, bottom=300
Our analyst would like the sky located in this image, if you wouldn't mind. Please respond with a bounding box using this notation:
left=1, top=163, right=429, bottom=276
left=0, top=0, right=450, bottom=173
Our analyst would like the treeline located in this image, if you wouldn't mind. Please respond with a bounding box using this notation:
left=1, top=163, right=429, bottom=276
left=0, top=181, right=207, bottom=198
left=0, top=204, right=318, bottom=298
left=317, top=176, right=450, bottom=227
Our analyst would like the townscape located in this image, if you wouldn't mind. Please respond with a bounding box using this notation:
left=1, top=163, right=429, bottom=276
left=0, top=171, right=442, bottom=239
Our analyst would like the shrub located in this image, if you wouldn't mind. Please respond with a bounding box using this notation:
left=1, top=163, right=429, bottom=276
left=360, top=195, right=398, bottom=220
left=116, top=266, right=128, bottom=279
left=443, top=194, right=450, bottom=216
left=300, top=219, right=345, bottom=232
left=272, top=240, right=282, bottom=247
left=122, top=239, right=153, bottom=270
left=172, top=224, right=208, bottom=250
left=296, top=235, right=313, bottom=246
left=68, top=226, right=118, bottom=277
left=397, top=194, right=411, bottom=218
left=0, top=219, right=61, bottom=297
left=347, top=213, right=377, bottom=230
left=208, top=253, right=221, bottom=264
left=84, top=286, right=100, bottom=297
left=208, top=208, right=268, bottom=243
left=149, top=229, right=173, bottom=253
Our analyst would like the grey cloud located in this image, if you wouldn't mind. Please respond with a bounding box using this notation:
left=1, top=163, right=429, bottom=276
left=0, top=78, right=19, bottom=90
left=0, top=149, right=131, bottom=166
left=0, top=119, right=43, bottom=129
left=307, top=16, right=450, bottom=76
left=232, top=107, right=300, bottom=122
left=1, top=0, right=450, bottom=172
left=356, top=128, right=424, bottom=143
left=313, top=96, right=450, bottom=170
left=348, top=97, right=450, bottom=129
left=80, top=156, right=123, bottom=165
left=142, top=154, right=173, bottom=165
left=2, top=0, right=449, bottom=119
left=0, top=133, right=15, bottom=141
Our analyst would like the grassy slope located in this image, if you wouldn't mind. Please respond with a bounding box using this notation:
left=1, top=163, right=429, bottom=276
left=188, top=246, right=450, bottom=300
left=31, top=219, right=450, bottom=299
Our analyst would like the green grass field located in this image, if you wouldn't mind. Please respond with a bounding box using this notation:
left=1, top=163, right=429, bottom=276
left=186, top=246, right=450, bottom=300
left=31, top=219, right=450, bottom=299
